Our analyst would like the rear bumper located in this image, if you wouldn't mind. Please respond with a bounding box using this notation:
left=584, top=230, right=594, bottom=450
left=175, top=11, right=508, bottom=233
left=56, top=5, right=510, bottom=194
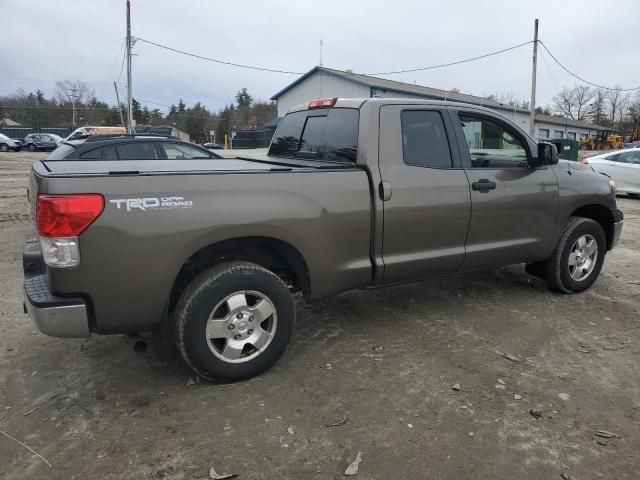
left=23, top=240, right=90, bottom=338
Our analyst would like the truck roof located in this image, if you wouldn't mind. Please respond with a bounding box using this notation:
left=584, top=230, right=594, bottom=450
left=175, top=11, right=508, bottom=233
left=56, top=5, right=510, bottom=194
left=287, top=97, right=502, bottom=114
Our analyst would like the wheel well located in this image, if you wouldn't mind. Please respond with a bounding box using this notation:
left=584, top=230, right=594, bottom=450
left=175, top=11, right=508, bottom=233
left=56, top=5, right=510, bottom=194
left=168, top=237, right=310, bottom=312
left=571, top=204, right=614, bottom=249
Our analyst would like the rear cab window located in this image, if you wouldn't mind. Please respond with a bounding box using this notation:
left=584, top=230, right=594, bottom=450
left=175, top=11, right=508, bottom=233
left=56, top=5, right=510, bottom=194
left=268, top=108, right=359, bottom=163
left=401, top=110, right=453, bottom=168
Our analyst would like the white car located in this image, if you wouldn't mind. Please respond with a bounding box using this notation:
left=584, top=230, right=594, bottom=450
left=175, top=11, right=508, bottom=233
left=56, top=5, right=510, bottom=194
left=583, top=150, right=640, bottom=197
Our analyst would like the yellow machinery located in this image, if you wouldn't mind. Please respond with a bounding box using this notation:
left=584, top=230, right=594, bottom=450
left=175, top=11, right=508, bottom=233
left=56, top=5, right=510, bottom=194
left=624, top=126, right=640, bottom=143
left=580, top=129, right=624, bottom=151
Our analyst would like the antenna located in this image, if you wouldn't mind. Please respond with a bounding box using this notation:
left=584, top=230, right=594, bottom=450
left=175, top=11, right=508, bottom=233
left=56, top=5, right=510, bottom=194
left=319, top=39, right=323, bottom=67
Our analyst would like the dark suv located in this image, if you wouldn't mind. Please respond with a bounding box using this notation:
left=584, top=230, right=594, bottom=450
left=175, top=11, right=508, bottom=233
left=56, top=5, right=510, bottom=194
left=47, top=134, right=223, bottom=161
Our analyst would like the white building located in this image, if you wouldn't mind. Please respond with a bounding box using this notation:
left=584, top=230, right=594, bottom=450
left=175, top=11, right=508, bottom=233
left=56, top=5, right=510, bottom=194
left=271, top=67, right=607, bottom=139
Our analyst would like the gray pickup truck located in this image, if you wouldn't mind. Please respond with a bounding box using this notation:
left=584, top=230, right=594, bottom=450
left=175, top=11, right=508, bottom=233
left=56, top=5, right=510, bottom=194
left=24, top=98, right=623, bottom=380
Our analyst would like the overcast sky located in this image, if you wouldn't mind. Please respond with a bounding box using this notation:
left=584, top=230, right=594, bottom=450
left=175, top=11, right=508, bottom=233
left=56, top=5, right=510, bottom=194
left=2, top=0, right=639, bottom=114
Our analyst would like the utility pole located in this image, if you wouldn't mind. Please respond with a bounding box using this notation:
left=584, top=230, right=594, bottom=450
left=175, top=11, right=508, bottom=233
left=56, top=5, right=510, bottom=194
left=529, top=18, right=539, bottom=137
left=113, top=82, right=126, bottom=128
left=69, top=86, right=80, bottom=129
left=126, top=0, right=134, bottom=133
left=319, top=39, right=323, bottom=67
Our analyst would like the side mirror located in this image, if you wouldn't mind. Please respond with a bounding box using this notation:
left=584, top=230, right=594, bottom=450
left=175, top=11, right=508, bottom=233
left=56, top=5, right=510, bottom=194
left=536, top=142, right=559, bottom=166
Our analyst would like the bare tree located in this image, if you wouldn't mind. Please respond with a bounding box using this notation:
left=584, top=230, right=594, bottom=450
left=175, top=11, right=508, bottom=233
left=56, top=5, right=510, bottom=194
left=552, top=84, right=594, bottom=120
left=588, top=89, right=608, bottom=125
left=606, top=86, right=624, bottom=128
left=55, top=79, right=95, bottom=105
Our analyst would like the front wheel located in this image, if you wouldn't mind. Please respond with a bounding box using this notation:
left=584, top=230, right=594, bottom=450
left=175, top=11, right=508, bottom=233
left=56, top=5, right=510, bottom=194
left=175, top=261, right=295, bottom=381
left=543, top=217, right=606, bottom=293
left=28, top=144, right=36, bottom=152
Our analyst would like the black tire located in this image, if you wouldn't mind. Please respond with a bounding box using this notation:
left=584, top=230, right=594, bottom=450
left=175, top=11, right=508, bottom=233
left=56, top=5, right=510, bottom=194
left=628, top=193, right=640, bottom=199
left=543, top=217, right=606, bottom=293
left=0, top=143, right=8, bottom=152
left=28, top=144, right=36, bottom=152
left=175, top=261, right=295, bottom=381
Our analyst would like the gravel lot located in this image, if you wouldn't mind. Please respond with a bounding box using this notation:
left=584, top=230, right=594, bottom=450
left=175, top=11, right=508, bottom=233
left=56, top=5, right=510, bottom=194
left=1, top=151, right=639, bottom=479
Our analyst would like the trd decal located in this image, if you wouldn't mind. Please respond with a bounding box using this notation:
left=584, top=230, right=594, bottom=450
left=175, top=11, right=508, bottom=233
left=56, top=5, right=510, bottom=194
left=109, top=196, right=193, bottom=212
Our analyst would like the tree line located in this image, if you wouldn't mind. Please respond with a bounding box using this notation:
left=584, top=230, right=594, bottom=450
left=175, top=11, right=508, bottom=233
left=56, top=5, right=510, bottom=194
left=0, top=80, right=276, bottom=144
left=482, top=85, right=640, bottom=133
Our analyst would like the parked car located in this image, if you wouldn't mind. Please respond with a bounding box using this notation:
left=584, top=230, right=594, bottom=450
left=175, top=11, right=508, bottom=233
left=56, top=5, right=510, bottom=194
left=23, top=133, right=59, bottom=152
left=582, top=149, right=640, bottom=197
left=623, top=141, right=640, bottom=149
left=23, top=98, right=622, bottom=381
left=65, top=126, right=127, bottom=141
left=48, top=133, right=64, bottom=145
left=203, top=142, right=224, bottom=150
left=0, top=133, right=22, bottom=152
left=47, top=134, right=222, bottom=160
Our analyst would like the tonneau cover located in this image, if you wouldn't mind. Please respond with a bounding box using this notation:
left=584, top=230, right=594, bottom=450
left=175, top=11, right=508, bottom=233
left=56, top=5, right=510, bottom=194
left=41, top=159, right=286, bottom=175
left=39, top=158, right=358, bottom=176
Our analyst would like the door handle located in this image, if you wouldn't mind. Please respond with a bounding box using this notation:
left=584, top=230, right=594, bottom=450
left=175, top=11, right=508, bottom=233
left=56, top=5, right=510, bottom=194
left=379, top=181, right=392, bottom=201
left=472, top=179, right=497, bottom=192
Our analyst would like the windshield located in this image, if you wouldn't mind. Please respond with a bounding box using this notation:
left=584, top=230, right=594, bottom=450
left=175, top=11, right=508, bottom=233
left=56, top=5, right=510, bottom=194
left=268, top=108, right=359, bottom=163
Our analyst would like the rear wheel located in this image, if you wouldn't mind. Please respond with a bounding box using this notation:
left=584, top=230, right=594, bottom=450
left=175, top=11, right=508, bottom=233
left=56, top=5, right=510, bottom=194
left=0, top=143, right=8, bottom=152
left=175, top=261, right=295, bottom=381
left=28, top=144, right=36, bottom=152
left=542, top=217, right=606, bottom=293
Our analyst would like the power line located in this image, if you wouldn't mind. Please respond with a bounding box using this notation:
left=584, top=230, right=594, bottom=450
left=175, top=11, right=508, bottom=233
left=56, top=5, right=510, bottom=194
left=116, top=44, right=127, bottom=85
left=96, top=39, right=126, bottom=100
left=538, top=48, right=561, bottom=96
left=362, top=41, right=534, bottom=75
left=539, top=41, right=640, bottom=92
left=134, top=36, right=306, bottom=75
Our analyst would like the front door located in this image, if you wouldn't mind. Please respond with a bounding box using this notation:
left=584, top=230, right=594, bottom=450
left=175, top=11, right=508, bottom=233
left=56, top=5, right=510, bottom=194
left=379, top=105, right=472, bottom=284
left=450, top=109, right=559, bottom=271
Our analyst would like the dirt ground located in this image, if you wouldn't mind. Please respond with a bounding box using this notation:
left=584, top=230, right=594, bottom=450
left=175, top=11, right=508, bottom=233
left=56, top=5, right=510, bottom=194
left=0, top=151, right=639, bottom=480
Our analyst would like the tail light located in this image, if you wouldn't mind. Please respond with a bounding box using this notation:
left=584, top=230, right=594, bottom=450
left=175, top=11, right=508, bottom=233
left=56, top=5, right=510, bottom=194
left=579, top=158, right=589, bottom=164
left=309, top=98, right=337, bottom=109
left=36, top=194, right=104, bottom=267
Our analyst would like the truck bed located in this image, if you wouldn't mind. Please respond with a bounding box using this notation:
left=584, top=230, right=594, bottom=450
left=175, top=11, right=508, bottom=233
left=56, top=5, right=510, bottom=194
left=31, top=156, right=373, bottom=333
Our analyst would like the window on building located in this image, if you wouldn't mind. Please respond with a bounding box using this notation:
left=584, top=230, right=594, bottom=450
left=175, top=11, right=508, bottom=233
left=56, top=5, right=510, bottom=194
left=567, top=132, right=576, bottom=140
left=400, top=110, right=452, bottom=168
left=580, top=133, right=588, bottom=140
left=538, top=128, right=550, bottom=139
left=459, top=114, right=528, bottom=168
left=553, top=130, right=564, bottom=138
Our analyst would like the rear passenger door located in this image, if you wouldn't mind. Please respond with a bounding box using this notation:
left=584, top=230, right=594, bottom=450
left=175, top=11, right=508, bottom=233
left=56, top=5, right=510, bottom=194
left=379, top=105, right=471, bottom=284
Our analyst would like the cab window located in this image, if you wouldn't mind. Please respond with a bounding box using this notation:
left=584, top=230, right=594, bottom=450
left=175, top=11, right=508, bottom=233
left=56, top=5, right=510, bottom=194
left=459, top=114, right=529, bottom=168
